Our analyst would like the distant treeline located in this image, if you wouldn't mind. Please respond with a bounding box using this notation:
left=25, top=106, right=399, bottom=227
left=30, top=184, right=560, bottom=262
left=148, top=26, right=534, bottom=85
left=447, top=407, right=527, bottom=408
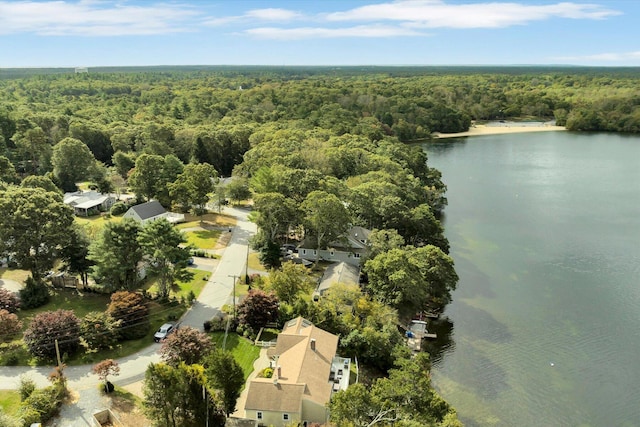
left=0, top=67, right=638, bottom=177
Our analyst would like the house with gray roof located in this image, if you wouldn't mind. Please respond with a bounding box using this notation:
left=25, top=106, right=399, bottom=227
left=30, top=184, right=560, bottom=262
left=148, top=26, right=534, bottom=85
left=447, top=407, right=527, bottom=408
left=313, top=261, right=360, bottom=300
left=122, top=200, right=184, bottom=225
left=63, top=190, right=115, bottom=216
left=298, top=226, right=371, bottom=266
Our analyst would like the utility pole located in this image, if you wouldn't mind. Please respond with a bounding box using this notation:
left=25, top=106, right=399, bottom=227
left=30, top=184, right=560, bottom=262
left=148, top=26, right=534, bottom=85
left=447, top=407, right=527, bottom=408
left=228, top=274, right=240, bottom=318
left=55, top=339, right=61, bottom=367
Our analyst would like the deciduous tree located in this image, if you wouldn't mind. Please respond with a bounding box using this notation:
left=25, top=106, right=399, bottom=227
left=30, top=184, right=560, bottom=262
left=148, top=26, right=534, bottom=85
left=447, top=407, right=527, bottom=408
left=106, top=291, right=149, bottom=340
left=160, top=326, right=213, bottom=366
left=0, top=288, right=20, bottom=313
left=80, top=312, right=121, bottom=351
left=301, top=190, right=350, bottom=263
left=51, top=137, right=96, bottom=191
left=205, top=349, right=244, bottom=417
left=0, top=187, right=74, bottom=279
left=0, top=309, right=22, bottom=342
left=23, top=310, right=81, bottom=359
left=236, top=289, right=279, bottom=333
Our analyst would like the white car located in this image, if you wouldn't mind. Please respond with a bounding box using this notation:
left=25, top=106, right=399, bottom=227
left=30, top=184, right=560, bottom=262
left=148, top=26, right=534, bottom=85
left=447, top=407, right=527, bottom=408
left=154, top=323, right=175, bottom=342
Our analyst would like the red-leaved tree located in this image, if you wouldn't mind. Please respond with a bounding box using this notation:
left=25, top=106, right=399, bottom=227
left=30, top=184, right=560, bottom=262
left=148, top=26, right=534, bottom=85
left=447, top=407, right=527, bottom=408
left=160, top=326, right=214, bottom=366
left=0, top=309, right=22, bottom=342
left=23, top=310, right=81, bottom=359
left=0, top=288, right=20, bottom=313
left=237, top=289, right=279, bottom=333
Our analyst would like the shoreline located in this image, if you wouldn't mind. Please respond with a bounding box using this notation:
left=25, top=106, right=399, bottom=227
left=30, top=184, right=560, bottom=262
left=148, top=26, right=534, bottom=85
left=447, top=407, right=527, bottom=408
left=433, top=123, right=566, bottom=139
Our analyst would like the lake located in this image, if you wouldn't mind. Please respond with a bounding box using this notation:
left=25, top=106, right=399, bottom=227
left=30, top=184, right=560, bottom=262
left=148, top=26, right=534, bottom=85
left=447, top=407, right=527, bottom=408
left=423, top=132, right=640, bottom=427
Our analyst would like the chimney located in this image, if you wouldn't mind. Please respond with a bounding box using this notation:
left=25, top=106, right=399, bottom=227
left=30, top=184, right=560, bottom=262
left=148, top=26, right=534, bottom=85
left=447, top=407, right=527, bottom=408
left=310, top=338, right=316, bottom=351
left=277, top=366, right=281, bottom=378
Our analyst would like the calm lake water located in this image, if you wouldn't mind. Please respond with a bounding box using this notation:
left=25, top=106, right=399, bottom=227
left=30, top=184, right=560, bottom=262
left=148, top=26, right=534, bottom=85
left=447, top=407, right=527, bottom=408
left=423, top=132, right=640, bottom=427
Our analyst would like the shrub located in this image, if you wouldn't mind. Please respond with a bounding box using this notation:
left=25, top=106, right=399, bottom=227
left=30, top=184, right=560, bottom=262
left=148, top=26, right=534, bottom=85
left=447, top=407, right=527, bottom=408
left=19, top=277, right=49, bottom=309
left=0, top=407, right=20, bottom=427
left=17, top=386, right=63, bottom=425
left=203, top=320, right=212, bottom=332
left=19, top=375, right=36, bottom=401
left=23, top=310, right=81, bottom=359
left=80, top=311, right=121, bottom=351
left=0, top=288, right=20, bottom=313
left=0, top=342, right=27, bottom=366
left=160, top=326, right=214, bottom=366
left=208, top=315, right=228, bottom=332
left=0, top=309, right=22, bottom=342
left=106, top=291, right=149, bottom=340
left=110, top=202, right=128, bottom=216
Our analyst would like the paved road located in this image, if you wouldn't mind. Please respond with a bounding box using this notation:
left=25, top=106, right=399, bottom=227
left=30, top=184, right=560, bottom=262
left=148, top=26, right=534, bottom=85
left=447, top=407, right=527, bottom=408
left=0, top=206, right=256, bottom=392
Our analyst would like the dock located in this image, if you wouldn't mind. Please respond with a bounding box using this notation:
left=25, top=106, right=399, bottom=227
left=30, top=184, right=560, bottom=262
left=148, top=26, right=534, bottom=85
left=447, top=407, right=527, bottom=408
left=405, top=320, right=437, bottom=352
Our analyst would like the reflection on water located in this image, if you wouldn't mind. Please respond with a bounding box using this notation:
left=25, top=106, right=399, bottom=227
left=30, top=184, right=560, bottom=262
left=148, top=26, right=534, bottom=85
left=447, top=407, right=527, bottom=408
left=424, top=132, right=640, bottom=426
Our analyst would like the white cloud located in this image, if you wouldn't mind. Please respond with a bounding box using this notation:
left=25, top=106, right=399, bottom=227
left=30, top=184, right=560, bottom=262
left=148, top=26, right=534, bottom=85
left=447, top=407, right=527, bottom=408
left=326, top=0, right=621, bottom=29
left=245, top=25, right=424, bottom=40
left=203, top=7, right=303, bottom=27
left=0, top=0, right=198, bottom=36
left=555, top=51, right=640, bottom=62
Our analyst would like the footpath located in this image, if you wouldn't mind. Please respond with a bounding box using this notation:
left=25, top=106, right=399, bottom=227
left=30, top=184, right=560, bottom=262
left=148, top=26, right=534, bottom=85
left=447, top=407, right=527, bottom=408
left=0, top=206, right=256, bottom=425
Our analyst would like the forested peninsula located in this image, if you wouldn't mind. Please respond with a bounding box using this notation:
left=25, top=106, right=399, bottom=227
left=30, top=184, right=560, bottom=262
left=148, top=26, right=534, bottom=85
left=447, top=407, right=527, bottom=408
left=0, top=66, right=637, bottom=426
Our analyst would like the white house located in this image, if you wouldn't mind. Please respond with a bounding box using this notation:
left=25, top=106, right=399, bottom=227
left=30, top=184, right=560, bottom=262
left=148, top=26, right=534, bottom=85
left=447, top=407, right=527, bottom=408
left=122, top=201, right=184, bottom=225
left=313, top=262, right=360, bottom=300
left=63, top=190, right=115, bottom=216
left=244, top=317, right=350, bottom=427
left=298, top=226, right=371, bottom=266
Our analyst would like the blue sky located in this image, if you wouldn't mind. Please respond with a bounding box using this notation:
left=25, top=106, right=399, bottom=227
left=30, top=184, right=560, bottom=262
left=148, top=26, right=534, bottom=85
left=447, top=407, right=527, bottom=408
left=0, top=0, right=638, bottom=67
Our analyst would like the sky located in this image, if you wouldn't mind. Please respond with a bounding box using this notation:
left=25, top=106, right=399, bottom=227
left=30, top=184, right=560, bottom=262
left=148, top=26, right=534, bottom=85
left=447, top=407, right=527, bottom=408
left=1, top=0, right=639, bottom=67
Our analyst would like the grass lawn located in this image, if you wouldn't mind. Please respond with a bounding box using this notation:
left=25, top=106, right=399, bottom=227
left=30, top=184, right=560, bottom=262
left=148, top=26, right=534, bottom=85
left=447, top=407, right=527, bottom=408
left=0, top=267, right=30, bottom=284
left=18, top=289, right=111, bottom=324
left=210, top=332, right=260, bottom=380
left=183, top=229, right=221, bottom=250
left=247, top=252, right=267, bottom=272
left=0, top=389, right=20, bottom=416
left=146, top=269, right=210, bottom=300
left=5, top=288, right=188, bottom=366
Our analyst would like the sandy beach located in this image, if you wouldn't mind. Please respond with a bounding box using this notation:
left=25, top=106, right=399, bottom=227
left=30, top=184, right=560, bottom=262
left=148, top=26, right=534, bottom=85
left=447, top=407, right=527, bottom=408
left=433, top=123, right=566, bottom=139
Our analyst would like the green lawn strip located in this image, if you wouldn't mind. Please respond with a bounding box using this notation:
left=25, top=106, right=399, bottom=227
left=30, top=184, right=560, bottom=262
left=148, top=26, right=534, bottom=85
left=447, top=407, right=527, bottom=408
left=183, top=229, right=221, bottom=250
left=0, top=389, right=20, bottom=416
left=210, top=332, right=260, bottom=380
left=144, top=268, right=209, bottom=300
left=76, top=301, right=186, bottom=366
left=0, top=267, right=30, bottom=284
left=247, top=253, right=267, bottom=272
left=18, top=289, right=111, bottom=324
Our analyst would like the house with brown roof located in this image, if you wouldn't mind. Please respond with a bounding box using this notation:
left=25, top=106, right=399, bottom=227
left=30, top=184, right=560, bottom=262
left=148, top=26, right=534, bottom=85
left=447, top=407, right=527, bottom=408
left=244, top=317, right=351, bottom=427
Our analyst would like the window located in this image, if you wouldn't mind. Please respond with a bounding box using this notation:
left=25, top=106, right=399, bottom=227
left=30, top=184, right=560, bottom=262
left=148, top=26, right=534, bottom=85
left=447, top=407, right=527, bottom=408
left=354, top=253, right=361, bottom=258
left=257, top=411, right=263, bottom=420
left=283, top=413, right=289, bottom=421
left=330, top=250, right=334, bottom=256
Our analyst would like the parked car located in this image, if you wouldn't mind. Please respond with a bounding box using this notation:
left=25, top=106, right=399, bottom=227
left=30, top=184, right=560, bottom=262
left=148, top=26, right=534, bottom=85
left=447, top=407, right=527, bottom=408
left=154, top=323, right=175, bottom=342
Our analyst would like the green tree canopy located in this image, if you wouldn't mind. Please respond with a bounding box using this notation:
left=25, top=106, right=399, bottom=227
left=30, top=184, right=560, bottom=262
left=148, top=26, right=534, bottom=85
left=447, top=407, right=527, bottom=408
left=89, top=218, right=143, bottom=291
left=51, top=137, right=97, bottom=191
left=0, top=186, right=73, bottom=278
left=138, top=219, right=193, bottom=299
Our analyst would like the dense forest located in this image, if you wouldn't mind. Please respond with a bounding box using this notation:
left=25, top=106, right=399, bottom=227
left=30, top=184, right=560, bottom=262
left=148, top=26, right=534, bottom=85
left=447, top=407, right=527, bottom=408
left=0, top=66, right=638, bottom=426
left=1, top=66, right=639, bottom=179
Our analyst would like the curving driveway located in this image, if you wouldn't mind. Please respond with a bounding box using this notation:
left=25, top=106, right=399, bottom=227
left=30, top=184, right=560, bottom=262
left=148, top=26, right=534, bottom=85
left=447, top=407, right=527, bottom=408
left=0, top=206, right=256, bottom=393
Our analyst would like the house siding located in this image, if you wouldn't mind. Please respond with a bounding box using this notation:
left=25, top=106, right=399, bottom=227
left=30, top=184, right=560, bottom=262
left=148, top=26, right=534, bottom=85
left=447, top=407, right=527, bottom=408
left=246, top=409, right=300, bottom=427
left=301, top=399, right=330, bottom=426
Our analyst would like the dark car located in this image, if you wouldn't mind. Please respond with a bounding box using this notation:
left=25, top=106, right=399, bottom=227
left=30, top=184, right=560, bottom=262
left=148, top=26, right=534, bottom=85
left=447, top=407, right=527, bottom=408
left=154, top=323, right=175, bottom=342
